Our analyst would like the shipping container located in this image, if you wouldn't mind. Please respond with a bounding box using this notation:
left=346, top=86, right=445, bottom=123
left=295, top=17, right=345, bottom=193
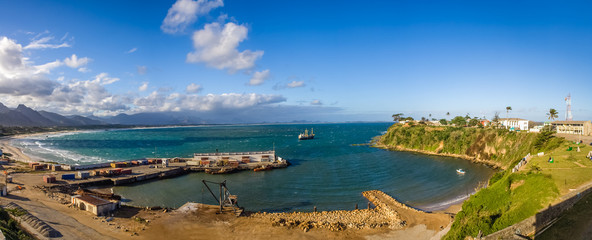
left=33, top=165, right=45, bottom=170
left=61, top=174, right=76, bottom=180
left=51, top=165, right=62, bottom=171
left=200, top=160, right=210, bottom=165
left=156, top=159, right=162, bottom=164
left=29, top=162, right=40, bottom=168
left=148, top=159, right=156, bottom=164
left=112, top=168, right=122, bottom=174
left=121, top=169, right=132, bottom=175
left=131, top=160, right=139, bottom=165
left=78, top=171, right=90, bottom=179
left=43, top=175, right=56, bottom=183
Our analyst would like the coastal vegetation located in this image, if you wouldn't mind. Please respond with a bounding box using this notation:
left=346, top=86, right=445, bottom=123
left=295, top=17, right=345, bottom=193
left=378, top=123, right=592, bottom=239
left=0, top=208, right=34, bottom=240
left=378, top=124, right=547, bottom=168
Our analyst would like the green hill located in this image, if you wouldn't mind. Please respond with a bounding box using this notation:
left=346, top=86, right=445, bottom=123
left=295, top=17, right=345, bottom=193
left=377, top=124, right=562, bottom=169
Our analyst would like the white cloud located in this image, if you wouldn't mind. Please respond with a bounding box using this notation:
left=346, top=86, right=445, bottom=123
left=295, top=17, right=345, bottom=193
left=273, top=80, right=305, bottom=90
left=287, top=81, right=305, bottom=88
left=133, top=92, right=285, bottom=112
left=249, top=69, right=269, bottom=86
left=24, top=35, right=70, bottom=50
left=34, top=60, right=63, bottom=74
left=137, top=65, right=147, bottom=75
left=186, top=83, right=202, bottom=93
left=0, top=36, right=57, bottom=96
left=139, top=82, right=149, bottom=92
left=92, top=72, right=119, bottom=85
left=187, top=22, right=263, bottom=72
left=64, top=54, right=90, bottom=68
left=311, top=100, right=323, bottom=106
left=161, top=0, right=224, bottom=34
left=78, top=67, right=90, bottom=73
left=126, top=47, right=137, bottom=54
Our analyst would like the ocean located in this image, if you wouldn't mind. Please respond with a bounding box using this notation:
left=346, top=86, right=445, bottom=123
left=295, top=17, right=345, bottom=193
left=12, top=123, right=494, bottom=212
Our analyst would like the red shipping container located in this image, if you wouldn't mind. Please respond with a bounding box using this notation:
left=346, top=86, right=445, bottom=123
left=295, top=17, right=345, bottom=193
left=43, top=175, right=56, bottom=183
left=131, top=161, right=139, bottom=165
left=121, top=169, right=132, bottom=174
left=112, top=168, right=122, bottom=174
left=148, top=159, right=156, bottom=164
left=156, top=159, right=162, bottom=164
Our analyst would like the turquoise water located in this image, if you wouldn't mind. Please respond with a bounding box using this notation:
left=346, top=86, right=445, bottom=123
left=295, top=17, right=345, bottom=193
left=13, top=123, right=494, bottom=212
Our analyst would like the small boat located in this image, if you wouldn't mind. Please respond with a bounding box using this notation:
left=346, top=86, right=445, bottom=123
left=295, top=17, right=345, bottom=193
left=456, top=169, right=466, bottom=174
left=298, top=128, right=315, bottom=140
left=254, top=165, right=272, bottom=172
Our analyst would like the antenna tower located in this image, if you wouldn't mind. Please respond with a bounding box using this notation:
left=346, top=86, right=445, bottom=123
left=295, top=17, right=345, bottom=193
left=565, top=94, right=573, bottom=121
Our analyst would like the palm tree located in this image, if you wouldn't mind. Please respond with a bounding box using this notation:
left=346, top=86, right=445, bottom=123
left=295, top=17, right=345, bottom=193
left=392, top=113, right=403, bottom=122
left=506, top=106, right=512, bottom=118
left=547, top=108, right=558, bottom=121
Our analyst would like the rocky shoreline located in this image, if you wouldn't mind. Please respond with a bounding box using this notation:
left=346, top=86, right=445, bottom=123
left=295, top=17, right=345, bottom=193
left=252, top=190, right=450, bottom=233
left=372, top=141, right=503, bottom=170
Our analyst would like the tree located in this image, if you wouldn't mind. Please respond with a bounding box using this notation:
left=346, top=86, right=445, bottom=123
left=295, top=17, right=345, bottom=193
left=392, top=113, right=403, bottom=122
left=421, top=117, right=427, bottom=122
left=439, top=119, right=448, bottom=125
left=506, top=106, right=512, bottom=118
left=446, top=112, right=450, bottom=118
left=451, top=116, right=467, bottom=126
left=468, top=118, right=480, bottom=127
left=465, top=113, right=471, bottom=120
left=547, top=108, right=558, bottom=121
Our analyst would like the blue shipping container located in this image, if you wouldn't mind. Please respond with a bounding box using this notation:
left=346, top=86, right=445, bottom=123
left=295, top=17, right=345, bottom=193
left=61, top=174, right=76, bottom=180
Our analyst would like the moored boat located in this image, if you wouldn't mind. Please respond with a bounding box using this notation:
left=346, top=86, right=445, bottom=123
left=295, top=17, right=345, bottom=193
left=298, top=128, right=315, bottom=140
left=456, top=169, right=466, bottom=174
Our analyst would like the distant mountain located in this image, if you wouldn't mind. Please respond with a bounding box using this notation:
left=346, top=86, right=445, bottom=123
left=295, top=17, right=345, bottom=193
left=0, top=102, right=106, bottom=127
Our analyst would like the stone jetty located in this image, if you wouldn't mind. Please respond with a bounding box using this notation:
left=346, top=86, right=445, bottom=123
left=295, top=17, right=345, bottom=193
left=252, top=190, right=434, bottom=232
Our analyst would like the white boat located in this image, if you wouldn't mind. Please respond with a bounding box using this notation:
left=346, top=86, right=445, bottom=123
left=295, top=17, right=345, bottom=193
left=456, top=169, right=466, bottom=174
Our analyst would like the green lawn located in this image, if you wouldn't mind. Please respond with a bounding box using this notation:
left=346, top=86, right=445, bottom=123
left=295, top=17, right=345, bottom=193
left=527, top=142, right=592, bottom=194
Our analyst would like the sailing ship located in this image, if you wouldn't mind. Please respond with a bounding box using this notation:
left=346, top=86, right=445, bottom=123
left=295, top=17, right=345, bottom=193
left=298, top=128, right=315, bottom=140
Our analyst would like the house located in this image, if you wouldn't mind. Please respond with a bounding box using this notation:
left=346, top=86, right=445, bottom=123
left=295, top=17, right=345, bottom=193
left=480, top=120, right=490, bottom=127
left=552, top=120, right=592, bottom=136
left=499, top=118, right=529, bottom=131
left=71, top=195, right=119, bottom=216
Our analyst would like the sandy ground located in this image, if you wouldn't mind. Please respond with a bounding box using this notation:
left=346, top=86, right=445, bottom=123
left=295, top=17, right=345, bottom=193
left=0, top=134, right=462, bottom=240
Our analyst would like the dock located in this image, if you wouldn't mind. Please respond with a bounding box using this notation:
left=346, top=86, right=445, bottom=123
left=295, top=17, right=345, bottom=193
left=27, top=150, right=289, bottom=188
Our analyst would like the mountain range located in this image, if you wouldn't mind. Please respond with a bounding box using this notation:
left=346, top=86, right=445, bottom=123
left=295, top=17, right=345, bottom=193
left=0, top=102, right=211, bottom=127
left=0, top=102, right=104, bottom=127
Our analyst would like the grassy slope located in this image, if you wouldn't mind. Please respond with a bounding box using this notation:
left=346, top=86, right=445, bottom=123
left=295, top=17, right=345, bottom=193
left=378, top=125, right=590, bottom=239
left=379, top=124, right=546, bottom=169
left=0, top=208, right=34, bottom=240
left=444, top=172, right=559, bottom=239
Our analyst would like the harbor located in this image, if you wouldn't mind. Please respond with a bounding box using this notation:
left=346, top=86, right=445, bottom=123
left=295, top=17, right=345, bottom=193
left=16, top=150, right=289, bottom=189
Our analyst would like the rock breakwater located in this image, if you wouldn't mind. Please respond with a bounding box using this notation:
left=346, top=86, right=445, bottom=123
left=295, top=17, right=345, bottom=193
left=252, top=190, right=437, bottom=232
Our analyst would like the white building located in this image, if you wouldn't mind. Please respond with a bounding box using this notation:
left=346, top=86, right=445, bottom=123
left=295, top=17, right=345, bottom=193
left=499, top=118, right=529, bottom=131
left=72, top=195, right=119, bottom=216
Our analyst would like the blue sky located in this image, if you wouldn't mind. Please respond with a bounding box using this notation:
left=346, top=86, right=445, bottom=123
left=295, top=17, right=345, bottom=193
left=0, top=0, right=591, bottom=122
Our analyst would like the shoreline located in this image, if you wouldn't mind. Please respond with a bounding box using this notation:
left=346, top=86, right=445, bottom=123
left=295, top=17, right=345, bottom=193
left=372, top=141, right=504, bottom=170
left=1, top=129, right=470, bottom=214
